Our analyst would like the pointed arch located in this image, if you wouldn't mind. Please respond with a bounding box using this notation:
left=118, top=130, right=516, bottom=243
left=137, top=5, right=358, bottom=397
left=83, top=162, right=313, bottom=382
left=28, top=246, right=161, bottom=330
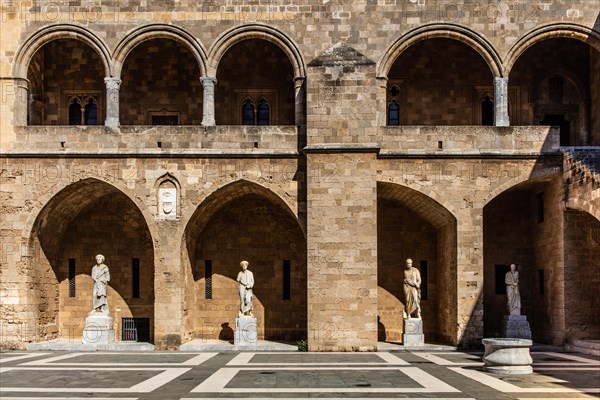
left=377, top=23, right=502, bottom=79
left=13, top=23, right=112, bottom=79
left=207, top=23, right=306, bottom=79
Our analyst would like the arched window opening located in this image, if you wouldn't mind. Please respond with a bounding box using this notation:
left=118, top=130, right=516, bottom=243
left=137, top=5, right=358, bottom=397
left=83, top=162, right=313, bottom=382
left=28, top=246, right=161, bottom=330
left=84, top=99, right=98, bottom=125
left=69, top=99, right=82, bottom=125
left=257, top=99, right=270, bottom=126
left=481, top=95, right=494, bottom=126
left=386, top=83, right=403, bottom=126
left=242, top=99, right=255, bottom=125
left=388, top=101, right=400, bottom=126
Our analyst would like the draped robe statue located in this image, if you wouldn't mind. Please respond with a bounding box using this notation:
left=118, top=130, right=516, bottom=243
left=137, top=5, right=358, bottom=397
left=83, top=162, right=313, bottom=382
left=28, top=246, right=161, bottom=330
left=505, top=263, right=521, bottom=315
left=403, top=258, right=422, bottom=319
left=91, top=254, right=110, bottom=313
left=237, top=260, right=254, bottom=317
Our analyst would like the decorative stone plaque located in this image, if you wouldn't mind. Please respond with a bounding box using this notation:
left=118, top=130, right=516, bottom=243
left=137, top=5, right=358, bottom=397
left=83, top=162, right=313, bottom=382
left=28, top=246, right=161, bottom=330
left=158, top=187, right=177, bottom=218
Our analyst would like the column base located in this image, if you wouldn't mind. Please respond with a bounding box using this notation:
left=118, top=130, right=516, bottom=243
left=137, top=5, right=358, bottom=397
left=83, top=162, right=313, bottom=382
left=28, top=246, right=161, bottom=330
left=235, top=316, right=257, bottom=345
left=403, top=318, right=424, bottom=346
left=82, top=312, right=115, bottom=344
left=502, top=315, right=532, bottom=339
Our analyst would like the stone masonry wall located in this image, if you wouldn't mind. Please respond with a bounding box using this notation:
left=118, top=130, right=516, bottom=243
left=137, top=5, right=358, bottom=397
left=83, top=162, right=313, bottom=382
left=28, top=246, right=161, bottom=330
left=27, top=39, right=105, bottom=125
left=307, top=152, right=378, bottom=351
left=563, top=210, right=600, bottom=342
left=120, top=39, right=203, bottom=125
left=388, top=38, right=492, bottom=126
left=190, top=194, right=307, bottom=341
left=378, top=199, right=438, bottom=343
left=215, top=40, right=295, bottom=125
left=58, top=194, right=154, bottom=341
left=531, top=176, right=566, bottom=346
left=483, top=189, right=535, bottom=338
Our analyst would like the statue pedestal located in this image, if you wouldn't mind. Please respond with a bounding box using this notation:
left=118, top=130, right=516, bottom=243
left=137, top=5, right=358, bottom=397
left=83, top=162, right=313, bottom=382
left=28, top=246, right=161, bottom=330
left=235, top=316, right=257, bottom=345
left=403, top=318, right=424, bottom=346
left=82, top=312, right=115, bottom=344
left=502, top=315, right=532, bottom=339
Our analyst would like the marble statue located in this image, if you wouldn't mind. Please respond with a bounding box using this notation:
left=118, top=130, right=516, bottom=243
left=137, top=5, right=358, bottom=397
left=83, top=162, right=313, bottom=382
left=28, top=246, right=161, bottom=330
left=237, top=260, right=254, bottom=317
left=505, top=263, right=521, bottom=316
left=91, top=254, right=110, bottom=313
left=403, top=258, right=422, bottom=319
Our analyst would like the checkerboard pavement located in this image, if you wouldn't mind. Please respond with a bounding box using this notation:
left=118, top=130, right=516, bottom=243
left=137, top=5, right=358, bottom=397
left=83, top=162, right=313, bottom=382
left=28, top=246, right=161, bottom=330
left=0, top=350, right=598, bottom=399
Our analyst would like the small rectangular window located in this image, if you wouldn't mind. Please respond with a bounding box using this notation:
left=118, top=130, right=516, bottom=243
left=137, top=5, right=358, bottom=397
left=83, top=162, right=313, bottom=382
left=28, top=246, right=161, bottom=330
left=132, top=258, right=140, bottom=299
left=68, top=258, right=76, bottom=298
left=495, top=264, right=510, bottom=294
left=205, top=260, right=212, bottom=300
left=151, top=115, right=178, bottom=125
left=538, top=269, right=545, bottom=295
left=536, top=192, right=544, bottom=223
left=283, top=260, right=291, bottom=300
left=419, top=260, right=428, bottom=300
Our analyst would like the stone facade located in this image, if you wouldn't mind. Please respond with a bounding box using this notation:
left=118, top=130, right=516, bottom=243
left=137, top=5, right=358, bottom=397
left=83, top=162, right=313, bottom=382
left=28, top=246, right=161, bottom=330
left=0, top=1, right=599, bottom=351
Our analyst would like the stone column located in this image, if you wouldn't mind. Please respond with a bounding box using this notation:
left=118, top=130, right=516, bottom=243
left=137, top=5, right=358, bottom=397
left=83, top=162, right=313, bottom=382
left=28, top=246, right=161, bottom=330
left=456, top=206, right=484, bottom=347
left=1, top=78, right=29, bottom=126
left=494, top=77, right=510, bottom=127
left=294, top=77, right=306, bottom=126
left=104, top=77, right=121, bottom=127
left=306, top=148, right=379, bottom=351
left=376, top=76, right=388, bottom=127
left=200, top=76, right=217, bottom=126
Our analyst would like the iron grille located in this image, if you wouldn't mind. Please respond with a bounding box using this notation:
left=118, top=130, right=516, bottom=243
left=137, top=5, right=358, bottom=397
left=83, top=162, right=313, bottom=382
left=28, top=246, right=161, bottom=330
left=121, top=317, right=150, bottom=342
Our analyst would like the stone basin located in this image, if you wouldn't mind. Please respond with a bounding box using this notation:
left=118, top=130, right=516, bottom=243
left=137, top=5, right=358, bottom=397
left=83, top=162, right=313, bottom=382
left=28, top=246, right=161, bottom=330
left=482, top=338, right=533, bottom=375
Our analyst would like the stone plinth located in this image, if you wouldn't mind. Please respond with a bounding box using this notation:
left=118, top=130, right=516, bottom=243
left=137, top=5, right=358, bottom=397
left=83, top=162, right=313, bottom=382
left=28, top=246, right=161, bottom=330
left=502, top=315, right=532, bottom=339
left=482, top=338, right=533, bottom=375
left=403, top=318, right=424, bottom=346
left=234, top=316, right=257, bottom=345
left=82, top=313, right=115, bottom=344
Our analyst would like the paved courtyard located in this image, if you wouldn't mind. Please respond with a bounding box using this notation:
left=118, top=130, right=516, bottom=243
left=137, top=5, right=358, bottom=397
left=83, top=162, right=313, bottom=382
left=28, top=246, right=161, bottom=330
left=0, top=350, right=599, bottom=399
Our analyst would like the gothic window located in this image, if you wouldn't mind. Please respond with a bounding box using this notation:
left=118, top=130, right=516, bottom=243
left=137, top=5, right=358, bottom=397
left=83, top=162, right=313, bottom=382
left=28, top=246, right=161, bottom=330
left=257, top=99, right=270, bottom=125
left=68, top=99, right=82, bottom=125
left=481, top=95, right=494, bottom=126
left=65, top=93, right=101, bottom=125
left=386, top=82, right=403, bottom=126
left=388, top=101, right=400, bottom=126
left=242, top=99, right=255, bottom=125
left=84, top=99, right=98, bottom=125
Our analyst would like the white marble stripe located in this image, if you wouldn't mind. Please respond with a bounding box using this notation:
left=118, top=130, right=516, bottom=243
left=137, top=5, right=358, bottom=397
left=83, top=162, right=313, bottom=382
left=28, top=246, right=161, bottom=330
left=376, top=352, right=410, bottom=365
left=403, top=366, right=461, bottom=392
left=536, top=352, right=600, bottom=365
left=226, top=352, right=407, bottom=366
left=411, top=352, right=482, bottom=366
left=128, top=367, right=190, bottom=392
left=226, top=352, right=255, bottom=366
left=192, top=367, right=460, bottom=393
left=183, top=398, right=474, bottom=399
left=22, top=352, right=216, bottom=366
left=21, top=353, right=81, bottom=365
left=191, top=366, right=239, bottom=392
left=0, top=353, right=50, bottom=364
left=0, top=367, right=190, bottom=393
left=449, top=367, right=598, bottom=393
left=0, top=398, right=138, bottom=400
left=534, top=367, right=600, bottom=371
left=181, top=352, right=218, bottom=365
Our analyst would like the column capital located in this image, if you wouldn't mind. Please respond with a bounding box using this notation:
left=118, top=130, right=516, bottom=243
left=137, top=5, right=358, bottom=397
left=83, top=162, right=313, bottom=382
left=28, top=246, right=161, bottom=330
left=104, top=77, right=122, bottom=90
left=200, top=76, right=217, bottom=86
left=293, top=76, right=305, bottom=90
